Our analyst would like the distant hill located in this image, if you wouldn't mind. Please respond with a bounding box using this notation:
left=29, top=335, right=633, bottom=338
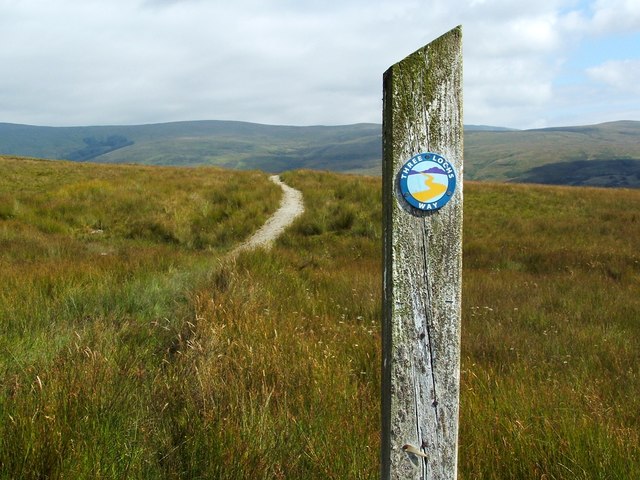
left=0, top=121, right=381, bottom=175
left=465, top=125, right=518, bottom=132
left=465, top=120, right=640, bottom=188
left=2, top=119, right=640, bottom=187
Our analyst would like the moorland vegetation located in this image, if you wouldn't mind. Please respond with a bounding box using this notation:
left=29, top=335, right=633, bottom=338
left=0, top=155, right=638, bottom=479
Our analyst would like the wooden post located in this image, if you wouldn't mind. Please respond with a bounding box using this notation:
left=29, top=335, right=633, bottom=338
left=381, top=26, right=463, bottom=480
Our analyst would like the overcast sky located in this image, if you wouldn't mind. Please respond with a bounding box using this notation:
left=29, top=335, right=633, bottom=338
left=1, top=0, right=639, bottom=129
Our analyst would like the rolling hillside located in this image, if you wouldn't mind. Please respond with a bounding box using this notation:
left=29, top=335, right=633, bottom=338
left=1, top=120, right=640, bottom=186
left=0, top=121, right=381, bottom=174
left=465, top=120, right=640, bottom=187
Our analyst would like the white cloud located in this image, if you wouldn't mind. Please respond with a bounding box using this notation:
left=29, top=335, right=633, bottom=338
left=591, top=0, right=640, bottom=33
left=587, top=59, right=640, bottom=94
left=0, top=0, right=638, bottom=128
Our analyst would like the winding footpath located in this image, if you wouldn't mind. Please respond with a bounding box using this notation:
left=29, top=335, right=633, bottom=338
left=231, top=175, right=304, bottom=256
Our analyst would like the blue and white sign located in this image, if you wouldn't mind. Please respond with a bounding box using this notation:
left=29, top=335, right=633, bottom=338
left=398, top=152, right=457, bottom=211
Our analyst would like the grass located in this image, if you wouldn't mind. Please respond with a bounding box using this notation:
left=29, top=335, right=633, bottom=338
left=0, top=156, right=282, bottom=478
left=459, top=182, right=640, bottom=479
left=1, top=157, right=639, bottom=478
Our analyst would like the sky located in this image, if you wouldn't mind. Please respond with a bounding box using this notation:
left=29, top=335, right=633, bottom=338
left=1, top=0, right=639, bottom=129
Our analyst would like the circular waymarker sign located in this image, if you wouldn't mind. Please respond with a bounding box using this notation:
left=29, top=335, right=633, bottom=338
left=398, top=152, right=457, bottom=212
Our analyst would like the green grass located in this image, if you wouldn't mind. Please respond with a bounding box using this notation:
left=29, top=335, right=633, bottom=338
left=1, top=157, right=639, bottom=478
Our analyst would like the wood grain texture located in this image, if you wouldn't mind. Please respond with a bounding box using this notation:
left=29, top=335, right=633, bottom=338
left=382, top=26, right=463, bottom=480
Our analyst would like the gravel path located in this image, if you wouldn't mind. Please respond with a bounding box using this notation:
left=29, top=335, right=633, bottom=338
left=231, top=175, right=304, bottom=255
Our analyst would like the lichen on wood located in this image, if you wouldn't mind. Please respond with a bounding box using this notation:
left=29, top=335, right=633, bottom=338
left=382, top=26, right=463, bottom=480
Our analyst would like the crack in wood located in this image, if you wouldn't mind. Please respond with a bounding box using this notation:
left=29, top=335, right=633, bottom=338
left=421, top=226, right=439, bottom=425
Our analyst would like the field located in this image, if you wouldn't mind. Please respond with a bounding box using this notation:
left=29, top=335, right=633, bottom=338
left=459, top=182, right=640, bottom=478
left=1, top=156, right=639, bottom=478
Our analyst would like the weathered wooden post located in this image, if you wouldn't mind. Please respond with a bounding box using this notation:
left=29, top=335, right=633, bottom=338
left=382, top=26, right=463, bottom=480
